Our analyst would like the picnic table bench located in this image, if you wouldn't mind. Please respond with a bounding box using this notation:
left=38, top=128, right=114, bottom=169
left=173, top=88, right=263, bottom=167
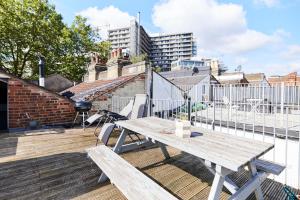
left=88, top=117, right=284, bottom=200
left=87, top=145, right=178, bottom=200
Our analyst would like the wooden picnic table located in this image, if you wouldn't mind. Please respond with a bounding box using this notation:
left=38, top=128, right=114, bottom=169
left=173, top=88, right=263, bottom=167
left=113, top=117, right=275, bottom=200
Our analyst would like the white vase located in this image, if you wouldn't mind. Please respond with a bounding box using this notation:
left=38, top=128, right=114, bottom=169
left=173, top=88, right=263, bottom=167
left=175, top=119, right=191, bottom=138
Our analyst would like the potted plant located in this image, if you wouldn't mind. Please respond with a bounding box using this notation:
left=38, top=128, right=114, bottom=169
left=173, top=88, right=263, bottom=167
left=175, top=117, right=191, bottom=138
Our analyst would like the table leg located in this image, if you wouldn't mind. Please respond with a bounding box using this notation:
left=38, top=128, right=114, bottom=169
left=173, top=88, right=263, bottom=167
left=200, top=159, right=239, bottom=194
left=112, top=129, right=128, bottom=153
left=98, top=129, right=128, bottom=183
left=208, top=165, right=231, bottom=200
left=248, top=162, right=264, bottom=200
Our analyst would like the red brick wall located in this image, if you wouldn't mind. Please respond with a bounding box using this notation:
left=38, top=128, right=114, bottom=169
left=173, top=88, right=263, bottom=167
left=8, top=78, right=75, bottom=129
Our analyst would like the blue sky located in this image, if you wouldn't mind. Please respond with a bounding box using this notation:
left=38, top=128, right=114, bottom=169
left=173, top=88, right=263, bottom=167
left=51, top=0, right=300, bottom=76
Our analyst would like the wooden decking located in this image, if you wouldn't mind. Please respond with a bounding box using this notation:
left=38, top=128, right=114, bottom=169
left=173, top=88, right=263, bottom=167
left=0, top=127, right=298, bottom=200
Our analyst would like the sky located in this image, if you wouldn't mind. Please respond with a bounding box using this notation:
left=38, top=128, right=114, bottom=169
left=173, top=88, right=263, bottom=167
left=50, top=0, right=300, bottom=76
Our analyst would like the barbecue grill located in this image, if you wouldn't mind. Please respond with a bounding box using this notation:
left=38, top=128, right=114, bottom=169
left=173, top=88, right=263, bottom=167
left=74, top=101, right=92, bottom=112
left=73, top=101, right=92, bottom=129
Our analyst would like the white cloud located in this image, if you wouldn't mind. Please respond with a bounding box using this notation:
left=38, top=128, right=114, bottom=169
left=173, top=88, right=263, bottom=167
left=77, top=6, right=134, bottom=39
left=152, top=0, right=280, bottom=55
left=281, top=45, right=300, bottom=60
left=264, top=63, right=300, bottom=75
left=253, top=0, right=280, bottom=7
left=234, top=57, right=248, bottom=65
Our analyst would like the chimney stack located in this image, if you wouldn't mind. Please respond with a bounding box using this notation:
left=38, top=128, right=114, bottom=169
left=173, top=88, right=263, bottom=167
left=38, top=56, right=45, bottom=87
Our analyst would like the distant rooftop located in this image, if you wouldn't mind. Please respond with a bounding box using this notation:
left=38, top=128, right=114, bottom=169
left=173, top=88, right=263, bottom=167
left=62, top=74, right=144, bottom=101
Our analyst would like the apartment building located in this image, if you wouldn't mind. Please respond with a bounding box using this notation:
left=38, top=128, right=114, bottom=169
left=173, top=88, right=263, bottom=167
left=108, top=21, right=196, bottom=70
left=150, top=33, right=196, bottom=70
left=108, top=20, right=151, bottom=56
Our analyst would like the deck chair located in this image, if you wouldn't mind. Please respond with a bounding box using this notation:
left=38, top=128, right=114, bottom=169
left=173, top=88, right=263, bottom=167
left=84, top=99, right=134, bottom=128
left=95, top=94, right=148, bottom=145
left=103, top=94, right=147, bottom=124
left=93, top=100, right=134, bottom=136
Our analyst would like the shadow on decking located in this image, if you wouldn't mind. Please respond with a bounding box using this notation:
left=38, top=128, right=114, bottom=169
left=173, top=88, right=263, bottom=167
left=0, top=152, right=104, bottom=199
left=0, top=135, right=18, bottom=158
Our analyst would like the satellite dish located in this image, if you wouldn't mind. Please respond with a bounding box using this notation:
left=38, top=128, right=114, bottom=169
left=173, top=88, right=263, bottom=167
left=192, top=67, right=199, bottom=75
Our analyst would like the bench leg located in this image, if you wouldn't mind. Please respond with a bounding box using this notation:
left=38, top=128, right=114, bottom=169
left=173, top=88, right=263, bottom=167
left=208, top=165, right=231, bottom=200
left=98, top=173, right=108, bottom=183
left=248, top=162, right=264, bottom=200
left=98, top=129, right=129, bottom=183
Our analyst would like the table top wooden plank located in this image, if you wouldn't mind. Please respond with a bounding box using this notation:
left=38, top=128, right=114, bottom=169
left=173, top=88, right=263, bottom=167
left=116, top=117, right=274, bottom=172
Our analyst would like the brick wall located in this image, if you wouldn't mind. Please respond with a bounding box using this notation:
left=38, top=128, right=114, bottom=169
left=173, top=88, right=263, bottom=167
left=8, top=78, right=75, bottom=129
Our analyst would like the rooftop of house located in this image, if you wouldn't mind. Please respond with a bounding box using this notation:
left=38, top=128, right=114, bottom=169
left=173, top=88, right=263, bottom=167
left=62, top=73, right=144, bottom=101
left=44, top=74, right=74, bottom=93
left=159, top=70, right=218, bottom=91
left=160, top=69, right=210, bottom=78
left=0, top=127, right=296, bottom=199
left=0, top=68, right=73, bottom=102
left=268, top=72, right=300, bottom=86
left=245, top=73, right=266, bottom=82
left=215, top=72, right=249, bottom=85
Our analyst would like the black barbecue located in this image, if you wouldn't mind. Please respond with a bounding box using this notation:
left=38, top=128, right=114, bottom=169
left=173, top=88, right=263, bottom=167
left=73, top=101, right=92, bottom=129
left=74, top=101, right=92, bottom=112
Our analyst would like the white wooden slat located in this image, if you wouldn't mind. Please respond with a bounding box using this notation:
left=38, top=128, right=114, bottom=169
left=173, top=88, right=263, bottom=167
left=87, top=145, right=178, bottom=200
left=116, top=117, right=274, bottom=171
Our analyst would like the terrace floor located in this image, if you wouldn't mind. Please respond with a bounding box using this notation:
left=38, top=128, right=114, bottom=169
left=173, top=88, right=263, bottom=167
left=0, top=127, right=298, bottom=200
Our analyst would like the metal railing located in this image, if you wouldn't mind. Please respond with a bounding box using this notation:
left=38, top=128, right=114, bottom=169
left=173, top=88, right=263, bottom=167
left=111, top=96, right=134, bottom=113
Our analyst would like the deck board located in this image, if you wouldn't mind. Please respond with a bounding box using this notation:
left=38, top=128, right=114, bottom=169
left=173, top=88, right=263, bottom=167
left=0, top=127, right=297, bottom=200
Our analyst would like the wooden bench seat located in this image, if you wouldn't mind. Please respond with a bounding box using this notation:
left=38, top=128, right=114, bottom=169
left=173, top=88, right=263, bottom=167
left=87, top=145, right=178, bottom=200
left=255, top=159, right=285, bottom=175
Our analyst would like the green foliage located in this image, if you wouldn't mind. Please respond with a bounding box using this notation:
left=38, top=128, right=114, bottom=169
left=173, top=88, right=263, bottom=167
left=0, top=0, right=110, bottom=81
left=130, top=53, right=148, bottom=64
left=153, top=66, right=162, bottom=73
left=95, top=41, right=111, bottom=62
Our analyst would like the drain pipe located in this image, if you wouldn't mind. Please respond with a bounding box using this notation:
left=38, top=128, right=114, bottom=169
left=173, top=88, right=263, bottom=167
left=39, top=55, right=45, bottom=87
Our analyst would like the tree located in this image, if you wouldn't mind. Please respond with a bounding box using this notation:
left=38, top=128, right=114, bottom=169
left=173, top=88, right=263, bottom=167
left=153, top=66, right=162, bottom=73
left=0, top=0, right=109, bottom=82
left=0, top=0, right=65, bottom=77
left=52, top=16, right=102, bottom=81
left=130, top=53, right=148, bottom=64
left=95, top=41, right=111, bottom=63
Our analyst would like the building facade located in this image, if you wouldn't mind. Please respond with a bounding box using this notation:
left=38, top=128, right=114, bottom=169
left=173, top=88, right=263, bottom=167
left=150, top=33, right=196, bottom=70
left=108, top=21, right=196, bottom=70
left=0, top=69, right=75, bottom=131
left=268, top=72, right=300, bottom=86
left=108, top=20, right=151, bottom=56
left=170, top=58, right=225, bottom=77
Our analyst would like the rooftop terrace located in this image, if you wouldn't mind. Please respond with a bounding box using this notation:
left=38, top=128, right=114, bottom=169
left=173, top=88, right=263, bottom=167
left=0, top=127, right=298, bottom=199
